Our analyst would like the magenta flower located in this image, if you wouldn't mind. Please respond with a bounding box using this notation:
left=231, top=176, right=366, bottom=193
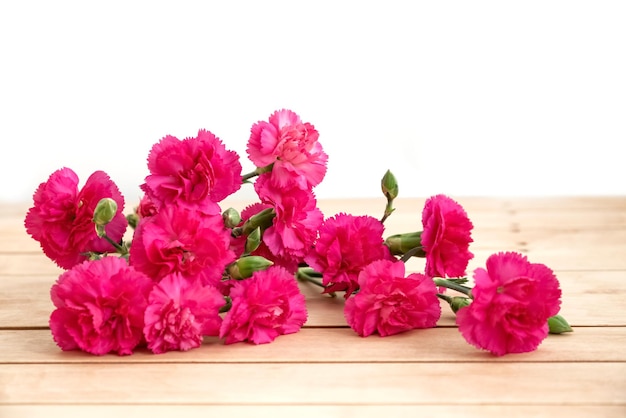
left=304, top=213, right=392, bottom=297
left=345, top=259, right=441, bottom=337
left=247, top=109, right=328, bottom=190
left=24, top=168, right=127, bottom=270
left=456, top=252, right=562, bottom=356
left=141, top=129, right=242, bottom=215
left=421, top=194, right=474, bottom=278
left=255, top=174, right=323, bottom=271
left=136, top=193, right=158, bottom=219
left=129, top=204, right=236, bottom=290
left=49, top=257, right=153, bottom=356
left=219, top=266, right=307, bottom=344
left=143, top=273, right=225, bottom=354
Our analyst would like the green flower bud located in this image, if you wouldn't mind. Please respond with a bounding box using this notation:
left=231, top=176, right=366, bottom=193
left=381, top=169, right=399, bottom=201
left=548, top=314, right=573, bottom=334
left=93, top=198, right=118, bottom=226
left=222, top=207, right=242, bottom=229
left=385, top=231, right=425, bottom=257
left=93, top=198, right=118, bottom=237
left=227, top=256, right=273, bottom=280
left=449, top=296, right=471, bottom=313
left=245, top=227, right=262, bottom=254
left=126, top=213, right=139, bottom=230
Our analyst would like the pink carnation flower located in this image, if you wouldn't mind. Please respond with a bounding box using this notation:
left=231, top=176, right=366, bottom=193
left=345, top=259, right=441, bottom=337
left=219, top=266, right=307, bottom=344
left=136, top=193, right=158, bottom=219
left=255, top=174, right=323, bottom=271
left=49, top=256, right=153, bottom=356
left=421, top=194, right=474, bottom=278
left=143, top=273, right=225, bottom=354
left=247, top=109, right=328, bottom=190
left=304, top=213, right=392, bottom=297
left=141, top=129, right=242, bottom=215
left=24, top=168, right=127, bottom=269
left=456, top=252, right=562, bottom=356
left=129, top=204, right=236, bottom=290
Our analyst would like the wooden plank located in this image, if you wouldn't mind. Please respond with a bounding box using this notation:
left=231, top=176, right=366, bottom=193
left=2, top=405, right=624, bottom=418
left=0, top=254, right=64, bottom=276
left=0, top=327, right=623, bottom=364
left=1, top=363, right=624, bottom=405
left=4, top=197, right=626, bottom=252
left=1, top=270, right=624, bottom=329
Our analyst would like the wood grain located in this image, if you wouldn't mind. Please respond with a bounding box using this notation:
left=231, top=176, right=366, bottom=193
left=2, top=363, right=625, bottom=405
left=0, top=327, right=623, bottom=364
left=2, top=197, right=625, bottom=417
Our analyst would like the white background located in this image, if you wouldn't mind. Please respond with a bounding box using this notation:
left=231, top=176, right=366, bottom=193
left=1, top=1, right=624, bottom=205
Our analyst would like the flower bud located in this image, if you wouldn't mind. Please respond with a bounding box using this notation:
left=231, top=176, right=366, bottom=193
left=93, top=198, right=118, bottom=226
left=126, top=213, right=139, bottom=230
left=381, top=169, right=399, bottom=201
left=245, top=227, right=262, bottom=254
left=385, top=231, right=425, bottom=257
left=93, top=198, right=118, bottom=237
left=227, top=256, right=273, bottom=280
left=222, top=207, right=242, bottom=229
left=548, top=314, right=573, bottom=334
left=449, top=296, right=471, bottom=313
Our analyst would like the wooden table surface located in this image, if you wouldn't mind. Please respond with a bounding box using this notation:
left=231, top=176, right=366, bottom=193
left=1, top=197, right=625, bottom=417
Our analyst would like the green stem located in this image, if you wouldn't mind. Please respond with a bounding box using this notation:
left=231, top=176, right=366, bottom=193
left=102, top=234, right=127, bottom=255
left=400, top=246, right=424, bottom=263
left=433, top=278, right=473, bottom=297
left=241, top=170, right=258, bottom=182
left=296, top=267, right=324, bottom=287
left=242, top=163, right=274, bottom=182
left=296, top=267, right=336, bottom=297
left=437, top=293, right=453, bottom=304
left=380, top=200, right=395, bottom=224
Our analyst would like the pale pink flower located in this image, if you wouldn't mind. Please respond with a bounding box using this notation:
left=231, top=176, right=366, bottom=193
left=304, top=213, right=392, bottom=297
left=129, top=204, right=236, bottom=290
left=345, top=259, right=441, bottom=337
left=247, top=109, right=328, bottom=189
left=219, top=266, right=307, bottom=344
left=143, top=273, right=225, bottom=354
left=456, top=252, right=562, bottom=356
left=49, top=256, right=153, bottom=355
left=25, top=168, right=127, bottom=269
left=421, top=194, right=474, bottom=278
left=255, top=174, right=323, bottom=271
left=141, top=129, right=242, bottom=215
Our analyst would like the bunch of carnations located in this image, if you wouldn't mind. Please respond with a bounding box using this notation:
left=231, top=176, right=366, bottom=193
left=24, top=109, right=571, bottom=357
